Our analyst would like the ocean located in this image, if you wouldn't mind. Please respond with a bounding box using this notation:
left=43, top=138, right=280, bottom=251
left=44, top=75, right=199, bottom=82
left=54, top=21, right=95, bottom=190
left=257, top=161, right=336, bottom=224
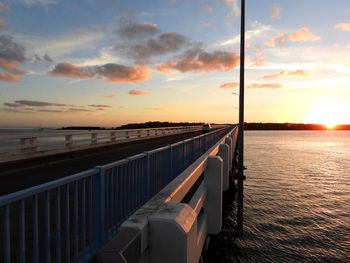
left=238, top=131, right=350, bottom=262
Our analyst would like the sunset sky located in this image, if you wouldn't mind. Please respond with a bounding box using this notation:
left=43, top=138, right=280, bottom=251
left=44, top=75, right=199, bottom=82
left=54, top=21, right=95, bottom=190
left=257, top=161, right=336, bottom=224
left=0, top=0, right=350, bottom=127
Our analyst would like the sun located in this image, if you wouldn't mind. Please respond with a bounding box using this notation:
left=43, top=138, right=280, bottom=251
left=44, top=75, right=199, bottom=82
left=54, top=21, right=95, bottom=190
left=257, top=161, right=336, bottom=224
left=305, top=98, right=349, bottom=128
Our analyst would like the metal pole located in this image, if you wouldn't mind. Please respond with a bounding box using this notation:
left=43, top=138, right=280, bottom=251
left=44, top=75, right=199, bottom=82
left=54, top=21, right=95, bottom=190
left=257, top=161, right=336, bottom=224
left=237, top=0, right=245, bottom=235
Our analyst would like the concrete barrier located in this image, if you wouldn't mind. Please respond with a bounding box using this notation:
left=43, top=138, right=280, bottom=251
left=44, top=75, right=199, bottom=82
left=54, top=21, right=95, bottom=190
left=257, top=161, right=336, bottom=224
left=97, top=127, right=238, bottom=263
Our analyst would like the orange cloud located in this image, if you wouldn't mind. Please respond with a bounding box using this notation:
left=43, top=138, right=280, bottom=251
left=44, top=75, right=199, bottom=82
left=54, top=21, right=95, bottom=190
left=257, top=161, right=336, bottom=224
left=265, top=28, right=320, bottom=47
left=156, top=49, right=240, bottom=73
left=335, top=23, right=350, bottom=32
left=264, top=70, right=311, bottom=79
left=219, top=82, right=239, bottom=89
left=265, top=34, right=287, bottom=47
left=128, top=90, right=153, bottom=96
left=287, top=28, right=320, bottom=43
left=251, top=56, right=266, bottom=67
left=202, top=22, right=212, bottom=27
left=247, top=83, right=283, bottom=89
left=270, top=3, right=281, bottom=20
left=103, top=94, right=116, bottom=98
left=50, top=62, right=152, bottom=83
left=0, top=59, right=25, bottom=75
left=0, top=72, right=20, bottom=82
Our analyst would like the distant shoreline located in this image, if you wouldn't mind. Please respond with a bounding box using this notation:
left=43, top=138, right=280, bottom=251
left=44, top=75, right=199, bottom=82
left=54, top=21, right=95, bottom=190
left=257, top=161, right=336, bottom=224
left=56, top=122, right=350, bottom=131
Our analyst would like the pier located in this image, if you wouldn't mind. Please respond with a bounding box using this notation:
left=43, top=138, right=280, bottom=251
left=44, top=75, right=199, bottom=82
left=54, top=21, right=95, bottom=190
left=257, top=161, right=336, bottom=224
left=0, top=125, right=241, bottom=263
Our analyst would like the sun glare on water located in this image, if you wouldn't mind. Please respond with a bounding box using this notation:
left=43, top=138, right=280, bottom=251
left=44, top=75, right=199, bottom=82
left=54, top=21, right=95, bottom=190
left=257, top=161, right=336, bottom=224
left=306, top=98, right=349, bottom=129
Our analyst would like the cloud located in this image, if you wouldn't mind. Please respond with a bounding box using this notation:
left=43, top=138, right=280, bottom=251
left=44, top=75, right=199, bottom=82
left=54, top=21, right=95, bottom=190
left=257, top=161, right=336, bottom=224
left=50, top=62, right=94, bottom=79
left=270, top=3, right=281, bottom=20
left=265, top=28, right=320, bottom=47
left=14, top=100, right=68, bottom=107
left=169, top=0, right=178, bottom=5
left=264, top=70, right=311, bottom=79
left=103, top=94, right=116, bottom=98
left=335, top=23, right=350, bottom=32
left=219, top=82, right=239, bottom=89
left=127, top=32, right=189, bottom=62
left=4, top=102, right=23, bottom=107
left=0, top=73, right=21, bottom=82
left=251, top=56, right=266, bottom=67
left=117, top=22, right=160, bottom=39
left=50, top=62, right=152, bottom=83
left=0, top=59, right=25, bottom=74
left=128, top=90, right=153, bottom=96
left=347, top=43, right=350, bottom=49
left=287, top=28, right=320, bottom=43
left=265, top=33, right=287, bottom=47
left=224, top=0, right=240, bottom=18
left=156, top=48, right=240, bottom=73
left=247, top=83, right=283, bottom=89
left=0, top=2, right=9, bottom=13
left=88, top=104, right=111, bottom=108
left=0, top=35, right=27, bottom=63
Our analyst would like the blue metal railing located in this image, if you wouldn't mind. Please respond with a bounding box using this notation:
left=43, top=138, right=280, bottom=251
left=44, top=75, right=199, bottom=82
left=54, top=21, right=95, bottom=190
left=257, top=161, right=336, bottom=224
left=0, top=126, right=234, bottom=263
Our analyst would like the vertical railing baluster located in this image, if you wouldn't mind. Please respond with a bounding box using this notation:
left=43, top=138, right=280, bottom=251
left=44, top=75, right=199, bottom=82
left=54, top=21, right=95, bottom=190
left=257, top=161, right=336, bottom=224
left=73, top=181, right=78, bottom=262
left=4, top=204, right=10, bottom=263
left=104, top=171, right=109, bottom=241
left=33, top=195, right=39, bottom=263
left=142, top=153, right=149, bottom=204
left=19, top=200, right=26, bottom=263
left=88, top=176, right=93, bottom=252
left=56, top=187, right=61, bottom=263
left=110, top=171, right=114, bottom=235
left=65, top=184, right=70, bottom=263
left=81, top=178, right=86, bottom=256
left=93, top=167, right=105, bottom=251
left=45, top=191, right=51, bottom=263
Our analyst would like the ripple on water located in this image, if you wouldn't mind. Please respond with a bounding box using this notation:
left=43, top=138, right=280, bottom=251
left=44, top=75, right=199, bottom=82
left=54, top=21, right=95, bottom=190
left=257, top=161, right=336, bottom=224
left=237, top=131, right=350, bottom=262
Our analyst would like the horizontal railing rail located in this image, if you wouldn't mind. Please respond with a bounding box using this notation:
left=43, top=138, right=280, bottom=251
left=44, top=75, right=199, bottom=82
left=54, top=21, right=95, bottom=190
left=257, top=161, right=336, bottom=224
left=0, top=125, right=209, bottom=162
left=0, top=125, right=234, bottom=263
left=98, top=126, right=238, bottom=263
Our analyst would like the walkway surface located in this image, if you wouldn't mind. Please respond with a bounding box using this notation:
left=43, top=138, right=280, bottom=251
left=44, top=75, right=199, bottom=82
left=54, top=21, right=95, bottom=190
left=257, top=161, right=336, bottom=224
left=0, top=130, right=204, bottom=196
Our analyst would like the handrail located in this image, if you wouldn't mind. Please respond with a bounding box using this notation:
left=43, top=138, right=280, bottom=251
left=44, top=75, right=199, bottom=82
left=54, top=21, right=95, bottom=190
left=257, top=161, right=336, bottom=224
left=0, top=125, right=208, bottom=162
left=0, top=125, right=235, bottom=263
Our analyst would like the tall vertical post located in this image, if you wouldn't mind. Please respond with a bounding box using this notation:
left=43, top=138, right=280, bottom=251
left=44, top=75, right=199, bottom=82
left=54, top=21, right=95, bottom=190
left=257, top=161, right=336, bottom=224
left=237, top=0, right=245, bottom=235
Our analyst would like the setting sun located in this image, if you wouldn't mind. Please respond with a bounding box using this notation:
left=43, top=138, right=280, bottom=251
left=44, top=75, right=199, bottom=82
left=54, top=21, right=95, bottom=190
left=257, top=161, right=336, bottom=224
left=305, top=98, right=349, bottom=128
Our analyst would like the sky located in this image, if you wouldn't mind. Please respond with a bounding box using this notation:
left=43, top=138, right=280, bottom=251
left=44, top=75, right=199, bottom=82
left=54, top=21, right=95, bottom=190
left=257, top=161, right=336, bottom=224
left=0, top=0, right=350, bottom=127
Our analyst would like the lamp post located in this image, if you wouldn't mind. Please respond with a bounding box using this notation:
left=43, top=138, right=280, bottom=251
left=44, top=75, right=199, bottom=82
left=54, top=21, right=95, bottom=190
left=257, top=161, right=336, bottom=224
left=237, top=0, right=245, bottom=236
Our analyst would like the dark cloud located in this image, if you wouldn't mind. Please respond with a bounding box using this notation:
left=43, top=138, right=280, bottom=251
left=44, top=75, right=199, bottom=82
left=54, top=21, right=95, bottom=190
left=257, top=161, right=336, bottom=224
left=3, top=102, right=23, bottom=107
left=128, top=32, right=189, bottom=62
left=128, top=90, right=152, bottom=96
left=88, top=104, right=111, bottom=108
left=117, top=22, right=160, bottom=39
left=50, top=62, right=95, bottom=79
left=50, top=62, right=152, bottom=83
left=37, top=109, right=64, bottom=113
left=68, top=108, right=92, bottom=112
left=156, top=47, right=240, bottom=73
left=14, top=100, right=67, bottom=107
left=0, top=35, right=27, bottom=63
left=43, top=54, right=53, bottom=62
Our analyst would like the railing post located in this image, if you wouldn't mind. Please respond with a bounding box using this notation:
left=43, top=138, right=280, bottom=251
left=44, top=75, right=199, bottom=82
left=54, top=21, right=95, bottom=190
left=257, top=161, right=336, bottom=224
left=91, top=133, right=97, bottom=144
left=137, top=130, right=141, bottom=138
left=125, top=131, right=129, bottom=139
left=110, top=132, right=116, bottom=142
left=142, top=153, right=150, bottom=204
left=218, top=144, right=229, bottom=191
left=31, top=137, right=37, bottom=152
left=204, top=156, right=223, bottom=234
left=20, top=137, right=31, bottom=153
left=225, top=137, right=233, bottom=172
left=93, top=166, right=105, bottom=251
left=65, top=135, right=73, bottom=149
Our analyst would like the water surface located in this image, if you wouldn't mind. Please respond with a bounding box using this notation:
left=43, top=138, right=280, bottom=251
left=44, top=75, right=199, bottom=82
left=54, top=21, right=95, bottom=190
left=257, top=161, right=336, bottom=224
left=238, top=131, right=350, bottom=262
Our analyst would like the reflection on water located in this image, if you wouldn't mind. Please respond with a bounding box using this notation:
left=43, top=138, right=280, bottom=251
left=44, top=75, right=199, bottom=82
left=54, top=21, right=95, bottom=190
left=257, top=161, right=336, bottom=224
left=238, top=131, right=350, bottom=262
